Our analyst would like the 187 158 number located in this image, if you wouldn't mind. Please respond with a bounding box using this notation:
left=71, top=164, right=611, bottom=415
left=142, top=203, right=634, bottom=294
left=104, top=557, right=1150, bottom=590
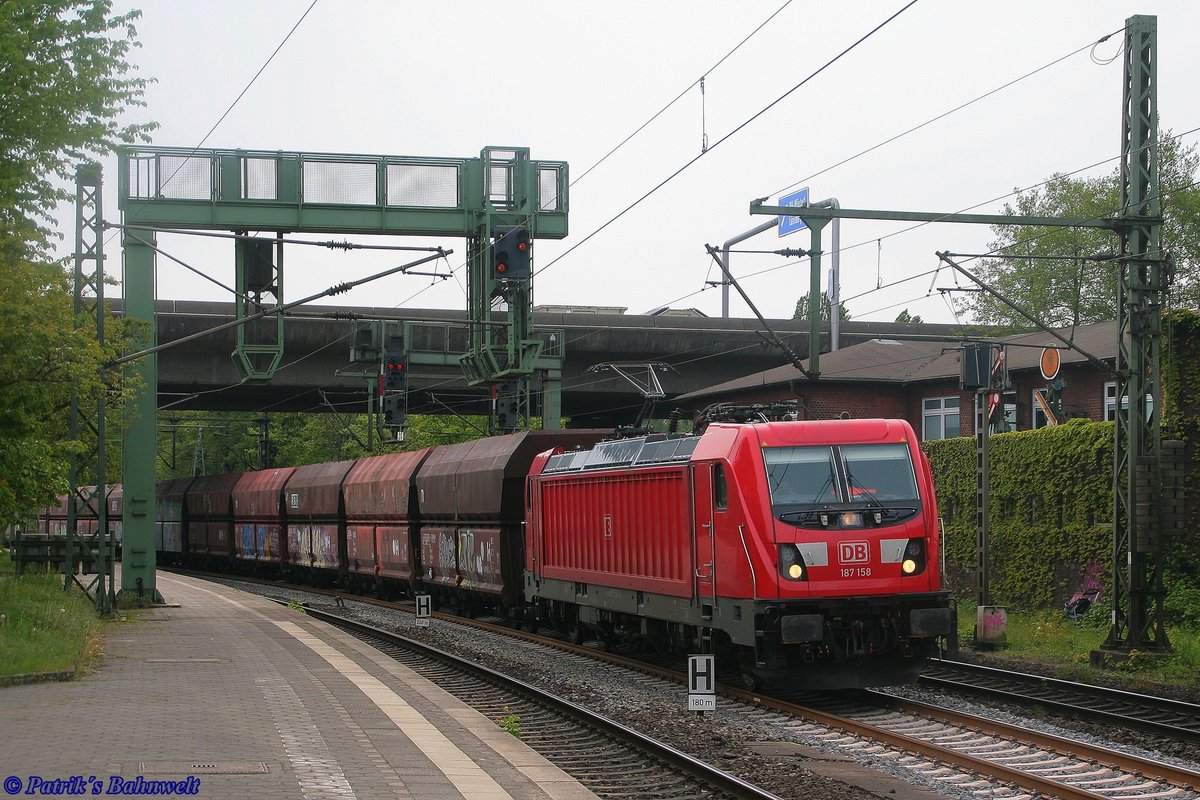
left=841, top=567, right=872, bottom=578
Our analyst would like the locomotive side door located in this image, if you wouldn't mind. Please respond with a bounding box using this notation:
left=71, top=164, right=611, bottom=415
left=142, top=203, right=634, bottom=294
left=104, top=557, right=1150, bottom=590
left=691, top=462, right=718, bottom=618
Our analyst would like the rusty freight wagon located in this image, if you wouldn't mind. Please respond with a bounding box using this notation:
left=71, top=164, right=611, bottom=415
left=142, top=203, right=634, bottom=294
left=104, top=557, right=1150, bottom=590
left=156, top=477, right=194, bottom=564
left=414, top=430, right=605, bottom=615
left=342, top=449, right=431, bottom=594
left=282, top=460, right=355, bottom=583
left=184, top=473, right=243, bottom=568
left=232, top=467, right=295, bottom=570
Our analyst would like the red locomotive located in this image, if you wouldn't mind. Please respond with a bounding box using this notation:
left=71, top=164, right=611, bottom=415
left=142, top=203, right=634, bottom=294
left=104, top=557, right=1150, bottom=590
left=43, top=412, right=951, bottom=689
left=526, top=412, right=952, bottom=688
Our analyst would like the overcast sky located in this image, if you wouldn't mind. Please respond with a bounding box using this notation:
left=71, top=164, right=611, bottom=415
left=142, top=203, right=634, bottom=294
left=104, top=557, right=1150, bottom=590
left=74, top=0, right=1200, bottom=324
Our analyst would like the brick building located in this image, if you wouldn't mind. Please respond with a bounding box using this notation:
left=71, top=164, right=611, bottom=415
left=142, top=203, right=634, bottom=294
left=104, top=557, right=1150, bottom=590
left=678, top=321, right=1122, bottom=442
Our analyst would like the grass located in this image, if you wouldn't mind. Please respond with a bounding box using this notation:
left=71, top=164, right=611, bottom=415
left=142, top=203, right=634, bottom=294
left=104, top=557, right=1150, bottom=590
left=955, top=604, right=1200, bottom=691
left=0, top=559, right=104, bottom=679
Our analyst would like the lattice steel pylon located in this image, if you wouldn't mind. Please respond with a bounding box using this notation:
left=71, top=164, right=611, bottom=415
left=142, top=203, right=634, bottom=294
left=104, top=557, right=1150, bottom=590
left=68, top=163, right=114, bottom=614
left=1101, top=14, right=1172, bottom=655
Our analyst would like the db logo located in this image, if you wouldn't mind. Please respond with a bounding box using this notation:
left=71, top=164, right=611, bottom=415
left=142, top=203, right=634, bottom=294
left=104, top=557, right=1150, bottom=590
left=838, top=541, right=870, bottom=564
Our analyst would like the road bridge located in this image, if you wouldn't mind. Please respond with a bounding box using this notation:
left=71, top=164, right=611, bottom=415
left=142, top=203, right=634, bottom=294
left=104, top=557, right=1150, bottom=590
left=145, top=300, right=965, bottom=426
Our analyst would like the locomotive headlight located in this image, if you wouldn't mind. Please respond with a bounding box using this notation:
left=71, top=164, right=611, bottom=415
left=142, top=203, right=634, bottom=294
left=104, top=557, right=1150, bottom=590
left=778, top=544, right=808, bottom=582
left=839, top=512, right=863, bottom=528
left=901, top=538, right=927, bottom=576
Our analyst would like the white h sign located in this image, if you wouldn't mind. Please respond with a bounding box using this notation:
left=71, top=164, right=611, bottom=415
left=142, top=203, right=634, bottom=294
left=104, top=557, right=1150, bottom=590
left=687, top=654, right=716, bottom=711
left=415, top=594, right=432, bottom=628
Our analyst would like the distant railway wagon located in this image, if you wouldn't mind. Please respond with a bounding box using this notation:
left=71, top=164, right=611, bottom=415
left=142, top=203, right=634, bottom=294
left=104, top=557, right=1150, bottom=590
left=232, top=467, right=295, bottom=568
left=283, top=460, right=355, bottom=581
left=413, top=431, right=606, bottom=613
left=35, top=487, right=102, bottom=537
left=106, top=484, right=123, bottom=552
left=342, top=450, right=430, bottom=592
left=185, top=473, right=241, bottom=566
left=156, top=477, right=193, bottom=563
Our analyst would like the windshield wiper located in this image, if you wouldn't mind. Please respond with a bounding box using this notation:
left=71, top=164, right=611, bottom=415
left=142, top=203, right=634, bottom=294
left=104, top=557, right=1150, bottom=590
left=846, top=472, right=884, bottom=508
left=811, top=471, right=836, bottom=504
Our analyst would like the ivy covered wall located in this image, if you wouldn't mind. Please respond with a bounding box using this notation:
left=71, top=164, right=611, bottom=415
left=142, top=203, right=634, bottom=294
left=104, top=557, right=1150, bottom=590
left=923, top=310, right=1199, bottom=614
left=924, top=419, right=1114, bottom=608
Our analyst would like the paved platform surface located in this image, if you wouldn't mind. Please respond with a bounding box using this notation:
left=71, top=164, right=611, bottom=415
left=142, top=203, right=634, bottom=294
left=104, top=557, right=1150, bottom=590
left=1, top=572, right=597, bottom=799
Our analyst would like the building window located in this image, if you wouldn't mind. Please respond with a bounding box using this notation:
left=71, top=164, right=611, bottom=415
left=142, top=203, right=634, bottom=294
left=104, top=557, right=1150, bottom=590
left=923, top=396, right=960, bottom=440
left=974, top=391, right=1017, bottom=433
left=1104, top=381, right=1154, bottom=422
left=1032, top=389, right=1050, bottom=429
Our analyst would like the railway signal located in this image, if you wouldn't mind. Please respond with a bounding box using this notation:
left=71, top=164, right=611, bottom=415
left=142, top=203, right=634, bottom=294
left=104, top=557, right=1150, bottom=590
left=493, top=226, right=531, bottom=280
left=384, top=351, right=407, bottom=391
left=381, top=394, right=406, bottom=428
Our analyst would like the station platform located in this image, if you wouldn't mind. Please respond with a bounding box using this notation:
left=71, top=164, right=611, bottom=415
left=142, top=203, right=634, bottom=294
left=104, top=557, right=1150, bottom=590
left=1, top=572, right=597, bottom=800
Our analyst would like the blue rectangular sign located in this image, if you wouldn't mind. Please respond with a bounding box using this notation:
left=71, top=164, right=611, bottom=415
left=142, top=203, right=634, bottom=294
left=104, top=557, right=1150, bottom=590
left=778, top=187, right=810, bottom=237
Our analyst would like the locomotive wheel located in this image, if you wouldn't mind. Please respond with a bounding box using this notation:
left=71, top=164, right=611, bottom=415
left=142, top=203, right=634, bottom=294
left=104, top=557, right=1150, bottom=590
left=738, top=652, right=763, bottom=690
left=566, top=622, right=586, bottom=645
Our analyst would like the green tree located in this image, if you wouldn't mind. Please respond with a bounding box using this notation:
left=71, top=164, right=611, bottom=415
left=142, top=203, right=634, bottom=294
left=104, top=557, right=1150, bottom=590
left=894, top=309, right=923, bottom=325
left=0, top=1, right=156, bottom=257
left=0, top=1, right=155, bottom=523
left=959, top=134, right=1200, bottom=328
left=793, top=291, right=851, bottom=322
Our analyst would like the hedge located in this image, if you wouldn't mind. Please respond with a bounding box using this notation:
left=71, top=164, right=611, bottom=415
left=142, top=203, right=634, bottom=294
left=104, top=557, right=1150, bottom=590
left=922, top=309, right=1199, bottom=615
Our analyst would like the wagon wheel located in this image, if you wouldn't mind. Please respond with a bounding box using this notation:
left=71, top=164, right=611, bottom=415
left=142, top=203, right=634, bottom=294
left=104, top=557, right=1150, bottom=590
left=566, top=621, right=587, bottom=645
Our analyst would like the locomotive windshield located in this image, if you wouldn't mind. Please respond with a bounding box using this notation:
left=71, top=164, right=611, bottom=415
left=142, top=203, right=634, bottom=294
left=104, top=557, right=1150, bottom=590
left=764, top=447, right=838, bottom=504
left=841, top=443, right=919, bottom=502
left=764, top=443, right=918, bottom=508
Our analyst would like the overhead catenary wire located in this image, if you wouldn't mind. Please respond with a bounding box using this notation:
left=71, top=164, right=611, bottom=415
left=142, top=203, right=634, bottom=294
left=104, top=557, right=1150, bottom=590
left=533, top=1, right=921, bottom=280
left=622, top=24, right=1145, bottom=321
left=770, top=27, right=1123, bottom=199
left=663, top=126, right=1200, bottom=323
left=173, top=159, right=1200, bottom=421
left=379, top=0, right=800, bottom=310
left=107, top=0, right=321, bottom=248
left=145, top=15, right=1195, bottom=419
left=571, top=0, right=794, bottom=187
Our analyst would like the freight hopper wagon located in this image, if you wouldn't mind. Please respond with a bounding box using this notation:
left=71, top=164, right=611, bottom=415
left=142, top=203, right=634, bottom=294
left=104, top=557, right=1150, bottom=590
left=184, top=473, right=242, bottom=568
left=156, top=477, right=194, bottom=565
left=342, top=450, right=431, bottom=595
left=525, top=419, right=953, bottom=689
left=283, top=460, right=355, bottom=585
left=414, top=430, right=605, bottom=616
left=232, top=467, right=295, bottom=574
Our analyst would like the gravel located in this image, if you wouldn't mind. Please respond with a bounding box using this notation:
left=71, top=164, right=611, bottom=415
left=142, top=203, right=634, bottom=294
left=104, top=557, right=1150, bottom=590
left=215, top=579, right=1199, bottom=799
left=204, top=582, right=993, bottom=800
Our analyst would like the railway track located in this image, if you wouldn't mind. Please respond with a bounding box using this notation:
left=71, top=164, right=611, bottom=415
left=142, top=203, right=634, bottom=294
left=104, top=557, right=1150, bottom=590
left=919, top=656, right=1200, bottom=744
left=202, top=574, right=1200, bottom=800
left=274, top=599, right=783, bottom=800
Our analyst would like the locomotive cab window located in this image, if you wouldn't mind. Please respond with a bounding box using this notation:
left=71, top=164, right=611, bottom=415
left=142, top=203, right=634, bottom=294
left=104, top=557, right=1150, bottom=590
left=764, top=443, right=921, bottom=526
left=841, top=444, right=918, bottom=502
left=714, top=463, right=728, bottom=510
left=765, top=447, right=838, bottom=505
